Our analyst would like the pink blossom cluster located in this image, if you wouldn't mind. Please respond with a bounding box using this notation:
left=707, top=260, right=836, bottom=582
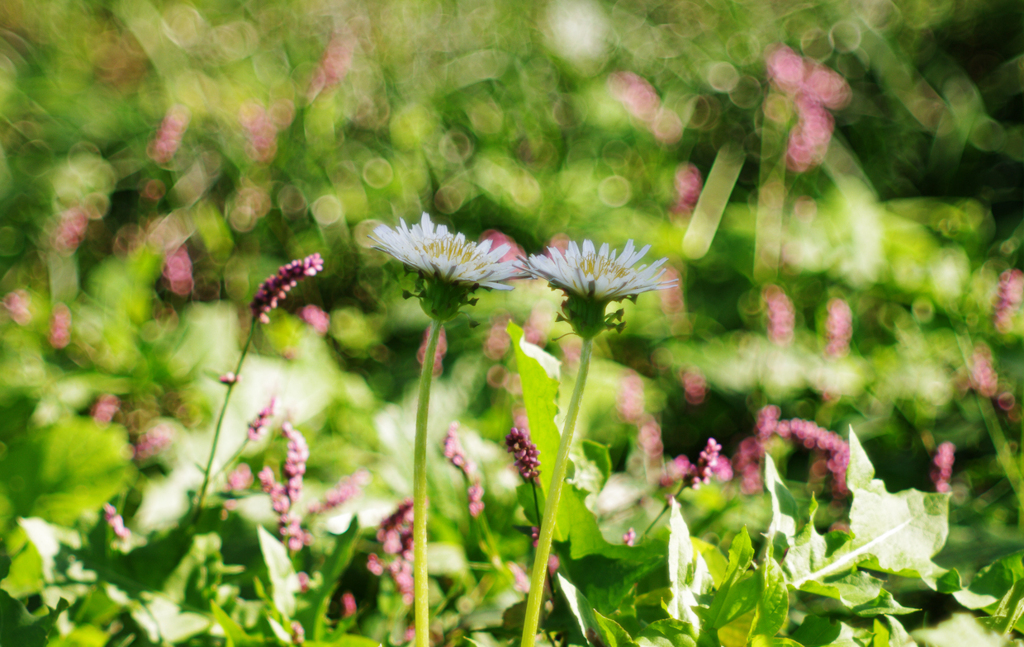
left=226, top=463, right=254, bottom=491
left=417, top=325, right=448, bottom=377
left=91, top=394, right=120, bottom=424
left=103, top=503, right=131, bottom=543
left=367, top=499, right=415, bottom=605
left=2, top=290, right=31, bottom=325
left=660, top=438, right=732, bottom=489
left=994, top=269, right=1024, bottom=333
left=444, top=423, right=476, bottom=476
left=298, top=305, right=330, bottom=335
left=258, top=422, right=312, bottom=551
left=250, top=253, right=325, bottom=324
left=679, top=368, right=707, bottom=406
left=607, top=71, right=683, bottom=144
left=622, top=527, right=636, bottom=547
left=247, top=398, right=277, bottom=442
left=669, top=163, right=703, bottom=216
left=505, top=427, right=541, bottom=483
left=307, top=33, right=354, bottom=102
left=290, top=621, right=305, bottom=645
left=969, top=345, right=998, bottom=398
left=733, top=405, right=850, bottom=497
left=147, top=104, right=190, bottom=164
left=162, top=245, right=194, bottom=296
left=51, top=206, right=90, bottom=255
left=765, top=44, right=851, bottom=172
left=49, top=303, right=71, bottom=349
left=763, top=285, right=795, bottom=346
left=307, top=470, right=370, bottom=515
left=824, top=298, right=853, bottom=358
left=133, top=423, right=174, bottom=461
left=239, top=100, right=294, bottom=164
left=341, top=592, right=357, bottom=618
left=616, top=371, right=646, bottom=424
left=467, top=483, right=485, bottom=518
left=930, top=442, right=955, bottom=493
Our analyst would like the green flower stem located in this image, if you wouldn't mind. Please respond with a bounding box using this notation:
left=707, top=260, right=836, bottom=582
left=521, top=337, right=594, bottom=647
left=413, top=319, right=442, bottom=647
left=193, top=320, right=256, bottom=523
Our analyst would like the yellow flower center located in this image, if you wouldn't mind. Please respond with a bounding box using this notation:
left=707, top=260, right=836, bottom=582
left=420, top=238, right=481, bottom=267
left=576, top=253, right=631, bottom=281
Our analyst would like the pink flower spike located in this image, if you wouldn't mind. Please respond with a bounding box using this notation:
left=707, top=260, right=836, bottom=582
left=250, top=254, right=325, bottom=324
left=931, top=442, right=956, bottom=493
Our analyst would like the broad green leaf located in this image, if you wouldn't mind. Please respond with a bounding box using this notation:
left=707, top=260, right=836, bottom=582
left=307, top=517, right=360, bottom=641
left=851, top=590, right=917, bottom=617
left=258, top=526, right=297, bottom=618
left=847, top=431, right=949, bottom=588
left=211, top=601, right=264, bottom=647
left=880, top=618, right=921, bottom=647
left=748, top=557, right=788, bottom=638
left=559, top=574, right=637, bottom=647
left=667, top=502, right=713, bottom=627
left=913, top=614, right=1010, bottom=647
left=764, top=456, right=798, bottom=549
left=580, top=439, right=612, bottom=491
left=846, top=428, right=875, bottom=490
left=790, top=615, right=841, bottom=646
left=560, top=484, right=636, bottom=561
left=0, top=588, right=67, bottom=647
left=560, top=550, right=665, bottom=616
left=980, top=578, right=1024, bottom=634
left=706, top=528, right=755, bottom=629
left=750, top=637, right=802, bottom=647
left=954, top=550, right=1024, bottom=610
left=636, top=618, right=699, bottom=647
left=508, top=323, right=560, bottom=499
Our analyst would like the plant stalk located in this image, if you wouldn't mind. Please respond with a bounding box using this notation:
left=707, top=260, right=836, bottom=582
left=414, top=320, right=442, bottom=647
left=520, top=337, right=594, bottom=647
left=193, top=320, right=256, bottom=522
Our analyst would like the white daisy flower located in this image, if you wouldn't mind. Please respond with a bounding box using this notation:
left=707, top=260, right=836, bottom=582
left=370, top=213, right=521, bottom=290
left=520, top=239, right=676, bottom=338
left=521, top=239, right=675, bottom=301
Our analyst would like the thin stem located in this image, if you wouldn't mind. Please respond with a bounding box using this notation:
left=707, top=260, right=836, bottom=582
left=643, top=480, right=687, bottom=539
left=414, top=320, right=442, bottom=647
left=521, top=337, right=594, bottom=647
left=193, top=320, right=256, bottom=522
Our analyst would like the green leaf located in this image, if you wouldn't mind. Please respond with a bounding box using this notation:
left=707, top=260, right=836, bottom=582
left=305, top=517, right=360, bottom=641
left=635, top=618, right=700, bottom=647
left=789, top=615, right=841, bottom=646
left=0, top=589, right=67, bottom=647
left=667, top=502, right=713, bottom=627
left=846, top=428, right=875, bottom=491
left=847, top=431, right=950, bottom=588
left=764, top=456, right=798, bottom=549
left=913, top=614, right=1010, bottom=647
left=980, top=578, right=1024, bottom=634
left=954, top=550, right=1024, bottom=610
left=258, top=526, right=297, bottom=618
left=211, top=601, right=264, bottom=647
left=508, top=322, right=561, bottom=500
left=876, top=615, right=916, bottom=647
left=749, top=556, right=788, bottom=638
left=750, top=637, right=802, bottom=647
left=559, top=574, right=637, bottom=647
left=851, top=590, right=918, bottom=617
left=706, top=528, right=755, bottom=629
left=580, top=440, right=612, bottom=492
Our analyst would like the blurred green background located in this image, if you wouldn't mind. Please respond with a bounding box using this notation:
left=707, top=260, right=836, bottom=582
left=0, top=0, right=1023, bottom=642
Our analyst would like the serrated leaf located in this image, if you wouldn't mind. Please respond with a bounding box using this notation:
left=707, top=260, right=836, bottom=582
left=764, top=456, right=798, bottom=549
left=508, top=323, right=560, bottom=501
left=706, top=528, right=755, bottom=629
left=846, top=428, right=875, bottom=491
left=258, top=526, right=297, bottom=618
left=749, top=557, right=788, bottom=638
left=635, top=618, right=699, bottom=647
left=559, top=574, right=637, bottom=647
left=667, top=502, right=713, bottom=627
left=954, top=550, right=1023, bottom=610
left=0, top=589, right=67, bottom=647
left=980, top=578, right=1024, bottom=634
left=852, top=589, right=918, bottom=617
